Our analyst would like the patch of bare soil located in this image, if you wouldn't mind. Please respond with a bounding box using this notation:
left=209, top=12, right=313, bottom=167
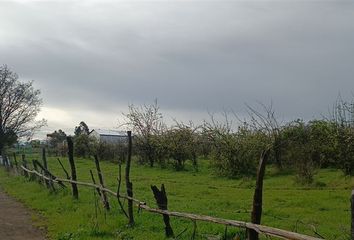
left=0, top=189, right=46, bottom=240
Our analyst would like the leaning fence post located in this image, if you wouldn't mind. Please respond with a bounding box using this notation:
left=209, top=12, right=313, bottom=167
left=116, top=162, right=128, bottom=218
left=248, top=149, right=270, bottom=240
left=125, top=131, right=134, bottom=226
left=67, top=137, right=78, bottom=199
left=57, top=158, right=70, bottom=180
left=351, top=190, right=354, bottom=240
left=151, top=184, right=174, bottom=237
left=94, top=155, right=110, bottom=210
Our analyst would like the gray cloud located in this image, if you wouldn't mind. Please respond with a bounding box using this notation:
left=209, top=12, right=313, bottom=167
left=1, top=1, right=354, bottom=137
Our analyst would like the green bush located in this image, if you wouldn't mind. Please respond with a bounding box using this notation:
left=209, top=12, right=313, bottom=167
left=208, top=125, right=268, bottom=178
left=164, top=126, right=198, bottom=170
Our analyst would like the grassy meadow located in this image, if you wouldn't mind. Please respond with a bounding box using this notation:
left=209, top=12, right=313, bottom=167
left=0, top=153, right=352, bottom=240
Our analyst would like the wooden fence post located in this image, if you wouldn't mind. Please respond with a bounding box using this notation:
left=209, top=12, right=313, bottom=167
left=6, top=155, right=11, bottom=167
left=32, top=160, right=41, bottom=183
left=42, top=148, right=50, bottom=187
left=248, top=149, right=270, bottom=240
left=21, top=154, right=29, bottom=178
left=13, top=152, right=18, bottom=173
left=126, top=131, right=134, bottom=226
left=94, top=155, right=110, bottom=210
left=4, top=155, right=9, bottom=169
left=42, top=148, right=48, bottom=169
left=151, top=184, right=174, bottom=238
left=351, top=190, right=354, bottom=240
left=67, top=137, right=78, bottom=199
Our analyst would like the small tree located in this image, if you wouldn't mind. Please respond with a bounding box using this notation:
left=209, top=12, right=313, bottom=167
left=0, top=65, right=45, bottom=154
left=47, top=129, right=67, bottom=148
left=204, top=112, right=268, bottom=178
left=74, top=121, right=90, bottom=136
left=165, top=122, right=199, bottom=170
left=330, top=96, right=354, bottom=175
left=282, top=120, right=319, bottom=184
left=47, top=129, right=67, bottom=156
left=245, top=102, right=283, bottom=169
left=73, top=121, right=97, bottom=158
left=74, top=134, right=97, bottom=158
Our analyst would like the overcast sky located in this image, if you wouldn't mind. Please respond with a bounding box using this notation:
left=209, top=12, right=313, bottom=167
left=1, top=0, right=354, bottom=138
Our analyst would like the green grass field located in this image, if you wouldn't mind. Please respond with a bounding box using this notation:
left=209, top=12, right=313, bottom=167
left=0, top=154, right=352, bottom=240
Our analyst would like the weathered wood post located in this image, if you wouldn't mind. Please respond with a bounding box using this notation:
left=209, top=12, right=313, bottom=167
left=33, top=160, right=65, bottom=189
left=90, top=169, right=102, bottom=197
left=151, top=184, right=174, bottom=237
left=94, top=155, right=110, bottom=210
left=13, top=152, right=17, bottom=165
left=13, top=152, right=18, bottom=172
left=42, top=148, right=48, bottom=170
left=28, top=160, right=36, bottom=181
left=248, top=149, right=270, bottom=240
left=125, top=131, right=134, bottom=226
left=21, top=154, right=29, bottom=177
left=67, top=137, right=78, bottom=199
left=32, top=160, right=41, bottom=183
left=42, top=148, right=50, bottom=187
left=6, top=155, right=11, bottom=167
left=351, top=190, right=354, bottom=240
left=3, top=155, right=9, bottom=169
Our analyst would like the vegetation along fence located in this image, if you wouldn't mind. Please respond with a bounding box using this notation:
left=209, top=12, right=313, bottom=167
left=2, top=131, right=349, bottom=240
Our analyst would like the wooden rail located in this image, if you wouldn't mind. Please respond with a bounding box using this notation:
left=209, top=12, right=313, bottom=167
left=20, top=165, right=323, bottom=240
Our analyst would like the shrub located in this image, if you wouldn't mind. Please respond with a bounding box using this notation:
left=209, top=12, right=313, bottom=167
left=96, top=141, right=127, bottom=162
left=74, top=134, right=97, bottom=158
left=206, top=123, right=268, bottom=178
left=164, top=126, right=198, bottom=170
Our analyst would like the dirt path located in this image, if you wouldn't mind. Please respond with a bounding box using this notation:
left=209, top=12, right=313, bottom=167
left=0, top=189, right=46, bottom=240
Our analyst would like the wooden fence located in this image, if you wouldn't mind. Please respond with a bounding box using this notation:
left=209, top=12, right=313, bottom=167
left=0, top=134, right=334, bottom=240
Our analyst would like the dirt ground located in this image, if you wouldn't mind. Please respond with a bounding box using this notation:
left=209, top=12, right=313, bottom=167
left=0, top=189, right=46, bottom=240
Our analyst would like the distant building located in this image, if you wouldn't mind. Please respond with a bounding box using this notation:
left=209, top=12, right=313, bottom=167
left=89, top=129, right=128, bottom=144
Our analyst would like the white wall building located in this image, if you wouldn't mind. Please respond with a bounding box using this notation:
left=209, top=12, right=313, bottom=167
left=89, top=129, right=128, bottom=144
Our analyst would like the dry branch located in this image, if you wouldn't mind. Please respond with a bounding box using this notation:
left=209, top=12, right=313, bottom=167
left=89, top=169, right=102, bottom=197
left=94, top=155, right=110, bottom=211
left=117, top=163, right=128, bottom=218
left=57, top=158, right=70, bottom=180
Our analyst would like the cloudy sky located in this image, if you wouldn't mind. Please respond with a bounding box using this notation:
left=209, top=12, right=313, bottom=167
left=1, top=0, right=354, bottom=138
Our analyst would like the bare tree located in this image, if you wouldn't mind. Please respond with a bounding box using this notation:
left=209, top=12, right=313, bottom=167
left=123, top=100, right=165, bottom=167
left=0, top=65, right=45, bottom=154
left=243, top=102, right=283, bottom=169
left=330, top=95, right=354, bottom=175
left=331, top=95, right=354, bottom=128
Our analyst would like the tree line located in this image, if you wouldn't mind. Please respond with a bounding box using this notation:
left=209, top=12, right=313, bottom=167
left=122, top=99, right=354, bottom=183
left=1, top=65, right=354, bottom=184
